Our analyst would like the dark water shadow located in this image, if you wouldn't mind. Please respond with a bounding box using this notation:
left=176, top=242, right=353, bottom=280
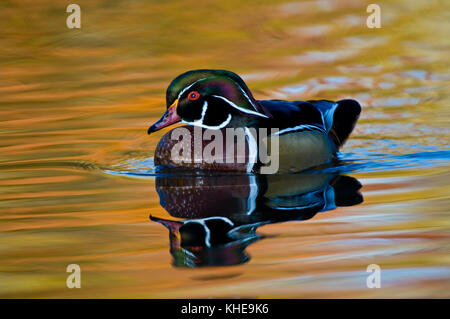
left=150, top=172, right=363, bottom=268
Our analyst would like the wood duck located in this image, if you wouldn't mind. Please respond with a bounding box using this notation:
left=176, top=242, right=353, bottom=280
left=148, top=69, right=361, bottom=173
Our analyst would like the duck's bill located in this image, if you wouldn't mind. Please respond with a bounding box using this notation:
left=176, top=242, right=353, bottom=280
left=148, top=101, right=181, bottom=134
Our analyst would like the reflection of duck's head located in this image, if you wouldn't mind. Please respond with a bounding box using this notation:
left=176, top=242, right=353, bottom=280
left=151, top=172, right=363, bottom=267
left=151, top=216, right=259, bottom=267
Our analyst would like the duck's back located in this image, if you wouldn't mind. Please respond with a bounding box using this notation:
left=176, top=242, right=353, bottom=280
left=259, top=98, right=361, bottom=148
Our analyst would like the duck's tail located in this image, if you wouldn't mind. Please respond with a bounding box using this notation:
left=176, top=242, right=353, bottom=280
left=309, top=99, right=361, bottom=148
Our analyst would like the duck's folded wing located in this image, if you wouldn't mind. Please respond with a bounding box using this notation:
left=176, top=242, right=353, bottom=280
left=258, top=100, right=324, bottom=129
left=257, top=99, right=360, bottom=147
left=306, top=100, right=339, bottom=132
left=308, top=99, right=361, bottom=147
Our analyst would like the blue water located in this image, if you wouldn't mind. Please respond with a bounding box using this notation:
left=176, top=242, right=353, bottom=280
left=105, top=147, right=450, bottom=178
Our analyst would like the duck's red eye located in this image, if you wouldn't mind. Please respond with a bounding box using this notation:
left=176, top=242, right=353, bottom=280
left=188, top=91, right=200, bottom=101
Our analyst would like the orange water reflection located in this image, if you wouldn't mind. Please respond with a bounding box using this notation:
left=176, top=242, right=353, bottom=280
left=0, top=0, right=449, bottom=298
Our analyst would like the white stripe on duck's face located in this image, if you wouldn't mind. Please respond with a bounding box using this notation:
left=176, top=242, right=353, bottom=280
left=181, top=95, right=268, bottom=130
left=181, top=101, right=233, bottom=130
left=177, top=78, right=207, bottom=100
left=176, top=76, right=268, bottom=130
left=212, top=95, right=268, bottom=119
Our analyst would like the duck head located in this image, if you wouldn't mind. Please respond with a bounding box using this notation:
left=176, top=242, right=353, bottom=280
left=148, top=69, right=271, bottom=134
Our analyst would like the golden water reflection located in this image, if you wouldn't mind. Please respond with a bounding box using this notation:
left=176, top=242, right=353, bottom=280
left=0, top=0, right=449, bottom=298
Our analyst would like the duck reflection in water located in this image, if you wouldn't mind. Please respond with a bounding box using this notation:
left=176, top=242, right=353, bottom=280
left=151, top=172, right=363, bottom=267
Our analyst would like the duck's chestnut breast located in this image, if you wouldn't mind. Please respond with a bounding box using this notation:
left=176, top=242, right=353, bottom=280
left=154, top=125, right=251, bottom=172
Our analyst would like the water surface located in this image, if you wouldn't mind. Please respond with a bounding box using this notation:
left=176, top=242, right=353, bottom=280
left=0, top=0, right=449, bottom=298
